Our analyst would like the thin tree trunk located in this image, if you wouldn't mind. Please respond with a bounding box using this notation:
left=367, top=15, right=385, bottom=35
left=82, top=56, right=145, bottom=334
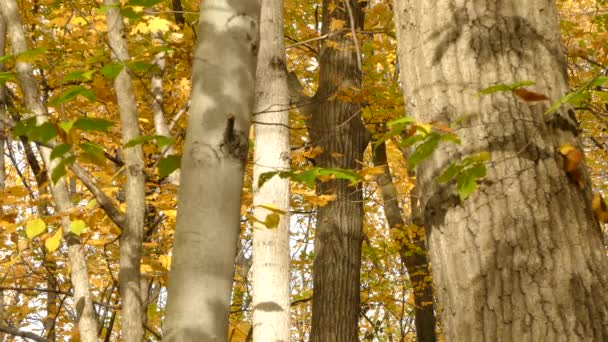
left=103, top=1, right=146, bottom=340
left=373, top=142, right=436, bottom=341
left=251, top=0, right=291, bottom=339
left=309, top=0, right=369, bottom=340
left=150, top=31, right=180, bottom=185
left=0, top=1, right=98, bottom=341
left=163, top=0, right=260, bottom=340
left=0, top=16, right=5, bottom=342
left=394, top=1, right=608, bottom=340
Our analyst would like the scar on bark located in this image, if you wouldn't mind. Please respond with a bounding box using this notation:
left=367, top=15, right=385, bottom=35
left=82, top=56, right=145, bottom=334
left=221, top=114, right=249, bottom=162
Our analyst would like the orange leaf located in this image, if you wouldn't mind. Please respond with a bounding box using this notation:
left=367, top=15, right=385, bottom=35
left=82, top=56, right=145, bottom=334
left=513, top=88, right=549, bottom=102
left=559, top=144, right=584, bottom=172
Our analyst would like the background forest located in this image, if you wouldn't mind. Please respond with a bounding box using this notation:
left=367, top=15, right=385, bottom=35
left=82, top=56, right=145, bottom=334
left=0, top=0, right=607, bottom=341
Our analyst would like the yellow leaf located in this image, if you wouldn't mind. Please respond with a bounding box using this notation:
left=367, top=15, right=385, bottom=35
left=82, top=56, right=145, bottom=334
left=45, top=228, right=63, bottom=253
left=329, top=19, right=346, bottom=31
left=26, top=218, right=46, bottom=239
left=70, top=220, right=87, bottom=236
left=257, top=204, right=287, bottom=215
left=17, top=239, right=29, bottom=252
left=159, top=255, right=172, bottom=270
left=141, top=264, right=153, bottom=274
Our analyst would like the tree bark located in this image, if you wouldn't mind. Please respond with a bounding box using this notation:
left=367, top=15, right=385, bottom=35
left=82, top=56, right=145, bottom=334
left=373, top=142, right=436, bottom=341
left=308, top=0, right=369, bottom=340
left=163, top=0, right=260, bottom=340
left=0, top=1, right=98, bottom=341
left=251, top=0, right=291, bottom=340
left=103, top=1, right=147, bottom=340
left=393, top=1, right=608, bottom=340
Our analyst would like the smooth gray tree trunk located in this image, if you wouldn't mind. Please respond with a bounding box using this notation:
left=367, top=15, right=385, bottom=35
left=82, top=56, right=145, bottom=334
left=163, top=0, right=260, bottom=340
left=394, top=1, right=608, bottom=340
left=251, top=0, right=291, bottom=340
left=103, top=1, right=147, bottom=340
left=0, top=2, right=98, bottom=341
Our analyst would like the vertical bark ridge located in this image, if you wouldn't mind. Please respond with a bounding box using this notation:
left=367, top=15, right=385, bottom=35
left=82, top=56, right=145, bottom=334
left=309, top=1, right=369, bottom=340
left=394, top=0, right=608, bottom=341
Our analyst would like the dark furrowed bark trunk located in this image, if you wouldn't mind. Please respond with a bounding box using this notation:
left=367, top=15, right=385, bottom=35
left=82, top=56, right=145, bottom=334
left=309, top=1, right=369, bottom=340
left=394, top=1, right=608, bottom=341
left=373, top=142, right=436, bottom=342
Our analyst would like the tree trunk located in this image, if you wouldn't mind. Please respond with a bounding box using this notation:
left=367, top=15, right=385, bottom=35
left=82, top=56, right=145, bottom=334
left=251, top=0, right=291, bottom=340
left=393, top=1, right=608, bottom=340
left=103, top=2, right=147, bottom=340
left=150, top=31, right=180, bottom=185
left=373, top=142, right=436, bottom=341
left=0, top=1, right=98, bottom=341
left=163, top=0, right=260, bottom=340
left=309, top=0, right=369, bottom=340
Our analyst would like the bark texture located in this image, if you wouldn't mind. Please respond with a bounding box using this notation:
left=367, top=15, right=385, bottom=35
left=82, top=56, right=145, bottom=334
left=373, top=142, right=436, bottom=341
left=0, top=1, right=98, bottom=341
left=163, top=0, right=260, bottom=340
left=394, top=1, right=608, bottom=341
left=251, top=0, right=291, bottom=340
left=309, top=0, right=368, bottom=340
left=104, top=1, right=146, bottom=340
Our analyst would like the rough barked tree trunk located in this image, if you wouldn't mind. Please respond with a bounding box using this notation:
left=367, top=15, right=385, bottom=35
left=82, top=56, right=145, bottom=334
left=251, top=0, right=291, bottom=340
left=163, top=0, right=260, bottom=340
left=0, top=1, right=98, bottom=341
left=104, top=2, right=147, bottom=340
left=394, top=1, right=608, bottom=340
left=373, top=142, right=436, bottom=341
left=308, top=0, right=368, bottom=340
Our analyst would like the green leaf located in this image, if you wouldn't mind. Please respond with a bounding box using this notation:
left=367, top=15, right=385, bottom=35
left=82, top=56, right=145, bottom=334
left=70, top=220, right=86, bottom=236
left=456, top=163, right=487, bottom=201
left=0, top=71, right=16, bottom=85
left=398, top=134, right=425, bottom=148
left=128, top=60, right=158, bottom=74
left=408, top=133, right=441, bottom=169
left=125, top=135, right=174, bottom=149
left=128, top=0, right=163, bottom=7
left=101, top=63, right=124, bottom=80
left=440, top=133, right=461, bottom=144
left=73, top=117, right=114, bottom=132
left=12, top=117, right=37, bottom=138
left=79, top=142, right=106, bottom=165
left=478, top=80, right=535, bottom=95
left=99, top=4, right=120, bottom=14
left=51, top=155, right=76, bottom=184
left=50, top=86, right=96, bottom=106
left=59, top=119, right=76, bottom=134
left=387, top=116, right=416, bottom=129
left=158, top=155, right=181, bottom=179
left=316, top=167, right=363, bottom=184
left=51, top=144, right=72, bottom=160
left=26, top=218, right=46, bottom=239
left=63, top=70, right=96, bottom=82
left=29, top=122, right=58, bottom=142
left=16, top=47, right=47, bottom=62
left=263, top=213, right=281, bottom=229
left=258, top=171, right=282, bottom=188
left=438, top=163, right=462, bottom=183
left=120, top=6, right=142, bottom=19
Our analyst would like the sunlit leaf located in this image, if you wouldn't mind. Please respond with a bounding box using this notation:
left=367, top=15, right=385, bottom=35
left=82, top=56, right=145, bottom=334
left=70, top=220, right=86, bottom=236
left=45, top=228, right=63, bottom=253
left=26, top=218, right=46, bottom=239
